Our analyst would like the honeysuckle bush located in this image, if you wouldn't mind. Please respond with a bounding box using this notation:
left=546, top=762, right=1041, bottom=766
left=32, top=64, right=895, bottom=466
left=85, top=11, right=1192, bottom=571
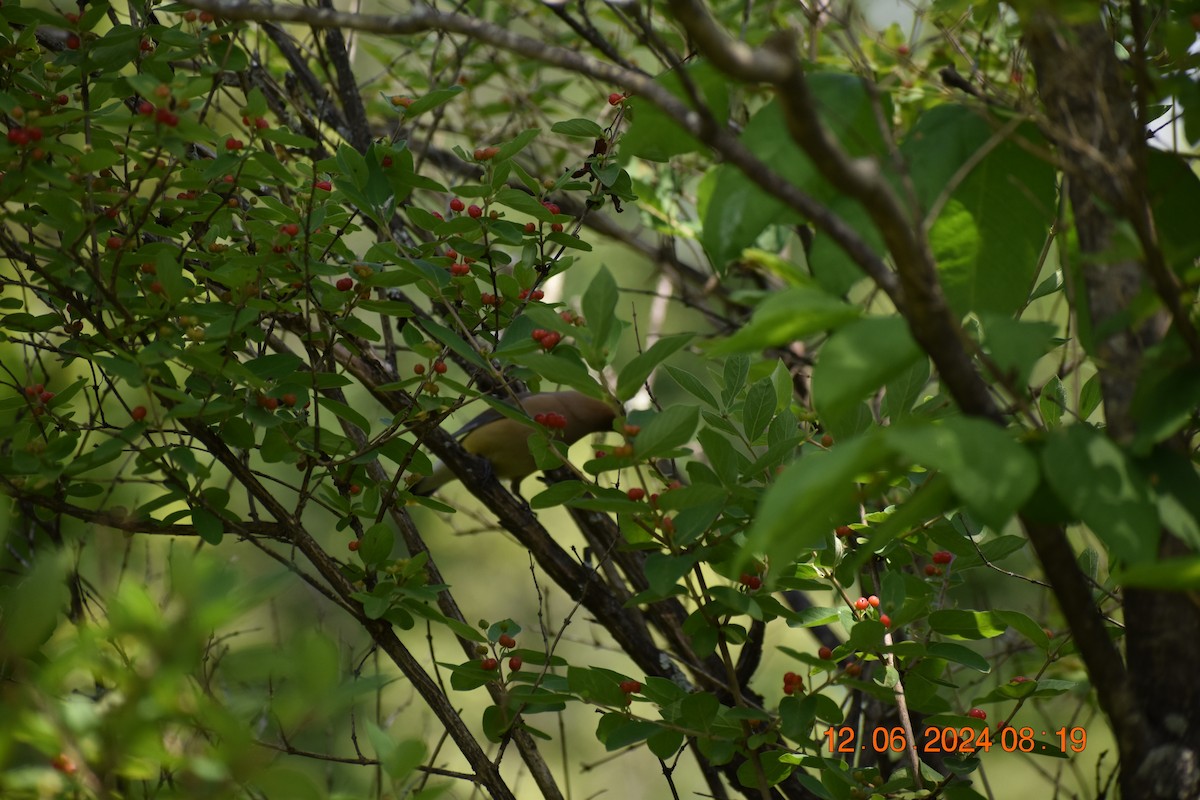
left=2, top=0, right=1199, bottom=799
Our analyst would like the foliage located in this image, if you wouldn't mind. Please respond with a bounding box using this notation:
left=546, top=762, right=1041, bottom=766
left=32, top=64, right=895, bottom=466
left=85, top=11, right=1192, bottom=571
left=1, top=0, right=1199, bottom=799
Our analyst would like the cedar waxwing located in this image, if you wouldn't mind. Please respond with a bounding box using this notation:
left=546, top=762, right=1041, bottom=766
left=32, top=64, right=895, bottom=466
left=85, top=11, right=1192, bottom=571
left=411, top=391, right=618, bottom=496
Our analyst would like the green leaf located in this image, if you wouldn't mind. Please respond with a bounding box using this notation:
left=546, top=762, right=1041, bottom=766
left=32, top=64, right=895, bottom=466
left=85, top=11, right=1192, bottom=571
left=1040, top=376, right=1066, bottom=427
left=812, top=316, right=921, bottom=439
left=551, top=118, right=605, bottom=138
left=928, top=609, right=1007, bottom=639
left=978, top=315, right=1057, bottom=389
left=358, top=523, right=395, bottom=566
left=647, top=728, right=686, bottom=760
left=192, top=508, right=224, bottom=545
left=1115, top=556, right=1200, bottom=590
left=706, top=287, right=860, bottom=356
left=405, top=85, right=464, bottom=116
left=366, top=721, right=426, bottom=779
left=885, top=417, right=1038, bottom=530
left=621, top=60, right=729, bottom=162
left=927, top=642, right=990, bottom=672
left=905, top=105, right=1056, bottom=315
left=494, top=128, right=540, bottom=161
left=700, top=74, right=887, bottom=270
left=1042, top=425, right=1160, bottom=564
left=616, top=333, right=692, bottom=402
left=315, top=396, right=370, bottom=436
left=581, top=266, right=618, bottom=366
left=883, top=357, right=930, bottom=422
left=634, top=405, right=700, bottom=459
left=744, top=432, right=895, bottom=570
left=742, top=378, right=776, bottom=442
left=664, top=365, right=719, bottom=408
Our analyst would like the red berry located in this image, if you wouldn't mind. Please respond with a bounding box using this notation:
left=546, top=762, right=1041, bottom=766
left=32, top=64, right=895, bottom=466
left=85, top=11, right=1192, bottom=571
left=348, top=539, right=359, bottom=551
left=1010, top=675, right=1031, bottom=684
left=619, top=680, right=641, bottom=694
left=381, top=155, right=392, bottom=167
left=524, top=222, right=536, bottom=233
left=845, top=663, right=861, bottom=677
left=745, top=575, right=762, bottom=590
left=199, top=10, right=214, bottom=22
left=348, top=484, right=361, bottom=495
left=480, top=292, right=496, bottom=305
left=254, top=116, right=269, bottom=130
left=868, top=595, right=880, bottom=608
left=140, top=38, right=153, bottom=52
left=413, top=364, right=426, bottom=375
left=551, top=222, right=563, bottom=233
left=835, top=525, right=853, bottom=537
left=314, top=179, right=332, bottom=191
left=820, top=433, right=834, bottom=447
left=627, top=488, right=646, bottom=501
left=131, top=405, right=147, bottom=421
left=335, top=277, right=353, bottom=291
left=783, top=671, right=802, bottom=685
left=225, top=137, right=243, bottom=151
left=467, top=204, right=482, bottom=218
left=280, top=223, right=299, bottom=237
left=51, top=754, right=76, bottom=775
left=155, top=108, right=178, bottom=127
left=854, top=597, right=869, bottom=611
left=449, top=263, right=470, bottom=276
left=924, top=564, right=940, bottom=576
left=481, top=657, right=499, bottom=671
left=933, top=550, right=953, bottom=565
left=529, top=289, right=544, bottom=301
left=106, top=236, right=123, bottom=250
left=543, top=202, right=560, bottom=215
left=498, top=634, right=516, bottom=648
left=137, top=100, right=154, bottom=116
left=39, top=391, right=54, bottom=404
left=818, top=646, right=833, bottom=660
left=879, top=614, right=891, bottom=628
left=449, top=198, right=465, bottom=212
left=967, top=708, right=986, bottom=720
left=897, top=44, right=910, bottom=56
left=783, top=683, right=798, bottom=695
left=608, top=92, right=624, bottom=106
left=432, top=361, right=447, bottom=375
left=56, top=94, right=69, bottom=105
left=508, top=656, right=522, bottom=671
left=258, top=396, right=278, bottom=411
left=66, top=33, right=80, bottom=49
left=281, top=393, right=297, bottom=407
left=531, top=329, right=548, bottom=341
left=539, top=331, right=560, bottom=350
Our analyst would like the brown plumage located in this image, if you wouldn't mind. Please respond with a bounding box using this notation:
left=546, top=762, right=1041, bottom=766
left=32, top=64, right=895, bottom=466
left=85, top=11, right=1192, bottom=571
left=411, top=391, right=617, bottom=496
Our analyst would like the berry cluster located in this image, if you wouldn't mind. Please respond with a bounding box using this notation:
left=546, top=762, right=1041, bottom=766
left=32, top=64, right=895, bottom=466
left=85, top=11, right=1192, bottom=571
left=853, top=594, right=892, bottom=629
left=534, top=411, right=567, bottom=430
left=531, top=328, right=561, bottom=350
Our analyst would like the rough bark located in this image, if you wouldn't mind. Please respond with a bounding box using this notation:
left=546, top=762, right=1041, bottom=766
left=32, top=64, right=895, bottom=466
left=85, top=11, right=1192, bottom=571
left=1027, top=15, right=1200, bottom=800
